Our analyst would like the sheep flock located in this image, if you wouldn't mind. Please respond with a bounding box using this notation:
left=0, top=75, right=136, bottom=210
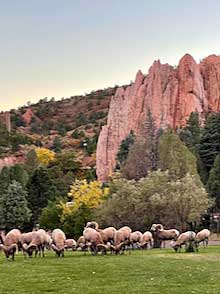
left=0, top=222, right=211, bottom=260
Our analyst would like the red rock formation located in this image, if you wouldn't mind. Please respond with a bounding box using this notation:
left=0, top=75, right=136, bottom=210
left=0, top=155, right=24, bottom=172
left=22, top=108, right=35, bottom=125
left=96, top=54, right=220, bottom=181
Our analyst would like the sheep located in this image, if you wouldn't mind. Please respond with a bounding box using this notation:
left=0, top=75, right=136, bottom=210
left=171, top=231, right=196, bottom=252
left=76, top=236, right=86, bottom=249
left=65, top=239, right=77, bottom=251
left=83, top=227, right=108, bottom=255
left=150, top=224, right=179, bottom=248
left=24, top=230, right=46, bottom=258
left=0, top=229, right=22, bottom=260
left=130, top=231, right=143, bottom=249
left=196, top=229, right=210, bottom=247
left=51, top=229, right=66, bottom=257
left=86, top=221, right=116, bottom=245
left=0, top=230, right=5, bottom=244
left=138, top=231, right=153, bottom=249
left=112, top=226, right=132, bottom=254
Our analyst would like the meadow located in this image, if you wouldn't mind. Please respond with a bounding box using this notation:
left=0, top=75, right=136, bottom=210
left=0, top=247, right=220, bottom=294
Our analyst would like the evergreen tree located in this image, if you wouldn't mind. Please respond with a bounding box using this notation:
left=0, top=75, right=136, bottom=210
left=0, top=167, right=10, bottom=195
left=10, top=164, right=29, bottom=188
left=27, top=166, right=58, bottom=224
left=179, top=112, right=201, bottom=151
left=25, top=149, right=39, bottom=173
left=199, top=113, right=220, bottom=182
left=159, top=130, right=199, bottom=180
left=52, top=136, right=62, bottom=153
left=116, top=130, right=135, bottom=166
left=0, top=180, right=31, bottom=230
left=206, top=154, right=220, bottom=208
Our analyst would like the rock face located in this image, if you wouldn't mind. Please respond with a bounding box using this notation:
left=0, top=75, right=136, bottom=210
left=96, top=54, right=220, bottom=181
left=0, top=155, right=24, bottom=172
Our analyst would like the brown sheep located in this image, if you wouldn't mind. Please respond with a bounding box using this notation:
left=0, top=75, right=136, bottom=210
left=0, top=229, right=22, bottom=260
left=65, top=239, right=77, bottom=251
left=151, top=224, right=179, bottom=248
left=24, top=230, right=46, bottom=257
left=51, top=229, right=66, bottom=257
left=112, top=226, right=132, bottom=254
left=138, top=231, right=153, bottom=249
left=130, top=231, right=143, bottom=249
left=83, top=227, right=108, bottom=255
left=86, top=221, right=116, bottom=244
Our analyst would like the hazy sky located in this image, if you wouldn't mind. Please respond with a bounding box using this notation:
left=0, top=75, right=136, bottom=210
left=0, top=0, right=220, bottom=111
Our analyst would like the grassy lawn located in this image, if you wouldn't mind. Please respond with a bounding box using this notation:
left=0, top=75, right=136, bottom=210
left=1, top=247, right=220, bottom=294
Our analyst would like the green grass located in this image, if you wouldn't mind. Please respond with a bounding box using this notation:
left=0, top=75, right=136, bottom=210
left=1, top=247, right=220, bottom=293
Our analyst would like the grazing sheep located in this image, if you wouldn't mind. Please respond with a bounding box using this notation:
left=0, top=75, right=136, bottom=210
left=24, top=230, right=46, bottom=258
left=112, top=226, right=132, bottom=254
left=138, top=231, right=153, bottom=249
left=51, top=229, right=66, bottom=257
left=130, top=231, right=143, bottom=249
left=0, top=229, right=22, bottom=260
left=0, top=230, right=5, bottom=244
left=65, top=239, right=77, bottom=251
left=171, top=231, right=196, bottom=252
left=86, top=221, right=116, bottom=245
left=196, top=229, right=210, bottom=247
left=83, top=227, right=107, bottom=255
left=151, top=224, right=179, bottom=248
left=76, top=236, right=87, bottom=251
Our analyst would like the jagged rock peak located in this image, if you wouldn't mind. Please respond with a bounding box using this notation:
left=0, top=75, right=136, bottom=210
left=96, top=54, right=220, bottom=181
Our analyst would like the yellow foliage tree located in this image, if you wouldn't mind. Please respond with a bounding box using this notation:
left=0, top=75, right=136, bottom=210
left=61, top=180, right=109, bottom=216
left=35, top=147, right=55, bottom=166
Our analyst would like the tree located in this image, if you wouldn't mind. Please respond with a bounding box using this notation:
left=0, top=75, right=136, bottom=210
left=158, top=130, right=198, bottom=180
left=149, top=173, right=211, bottom=231
left=25, top=149, right=39, bottom=173
left=179, top=112, right=201, bottom=151
left=39, top=201, right=62, bottom=230
left=121, top=139, right=150, bottom=180
left=61, top=180, right=108, bottom=216
left=0, top=180, right=31, bottom=230
left=206, top=154, right=220, bottom=209
left=27, top=167, right=58, bottom=224
left=199, top=113, right=220, bottom=181
left=116, top=130, right=135, bottom=166
left=52, top=136, right=62, bottom=153
left=96, top=171, right=210, bottom=232
left=35, top=147, right=55, bottom=166
left=9, top=164, right=29, bottom=188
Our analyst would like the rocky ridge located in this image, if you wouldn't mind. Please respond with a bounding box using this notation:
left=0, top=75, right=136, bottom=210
left=96, top=54, right=220, bottom=181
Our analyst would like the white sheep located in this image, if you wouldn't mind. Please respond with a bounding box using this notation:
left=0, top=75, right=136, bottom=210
left=196, top=229, right=210, bottom=247
left=83, top=227, right=108, bottom=255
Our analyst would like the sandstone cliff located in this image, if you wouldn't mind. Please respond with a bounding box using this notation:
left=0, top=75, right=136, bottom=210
left=96, top=54, right=220, bottom=181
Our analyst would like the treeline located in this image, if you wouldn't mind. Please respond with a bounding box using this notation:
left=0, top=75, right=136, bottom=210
left=1, top=111, right=220, bottom=238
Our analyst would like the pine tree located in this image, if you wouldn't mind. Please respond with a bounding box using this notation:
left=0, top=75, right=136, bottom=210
left=0, top=180, right=31, bottom=230
left=116, top=130, right=135, bottom=166
left=206, top=154, right=220, bottom=208
left=52, top=136, right=62, bottom=153
left=199, top=113, right=220, bottom=181
left=27, top=166, right=58, bottom=224
left=179, top=112, right=201, bottom=152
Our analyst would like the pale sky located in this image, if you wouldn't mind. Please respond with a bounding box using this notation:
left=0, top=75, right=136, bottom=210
left=0, top=0, right=220, bottom=111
